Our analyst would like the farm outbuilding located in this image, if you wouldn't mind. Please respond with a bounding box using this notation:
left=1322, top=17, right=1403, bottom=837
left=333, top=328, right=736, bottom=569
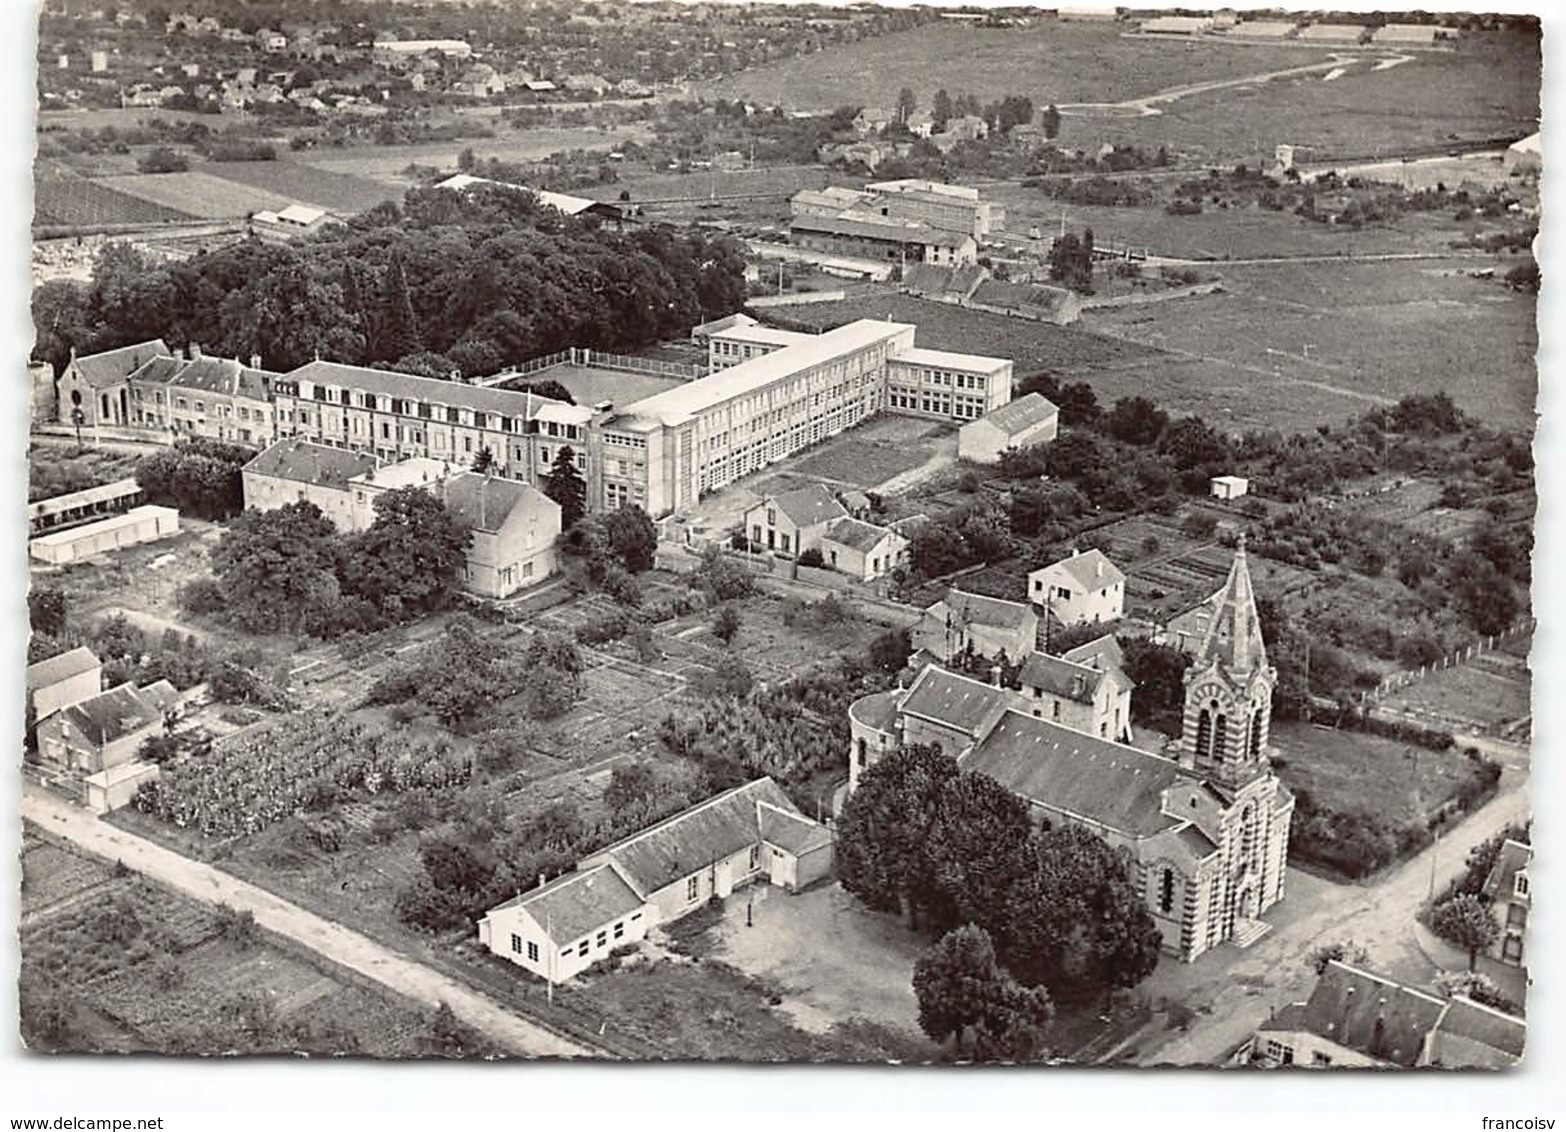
left=29, top=505, right=179, bottom=565
left=1371, top=23, right=1442, bottom=45
left=1297, top=23, right=1367, bottom=44
left=959, top=392, right=1060, bottom=464
left=1211, top=475, right=1250, bottom=500
left=1226, top=20, right=1298, bottom=40
left=1140, top=15, right=1212, bottom=34
left=1505, top=133, right=1541, bottom=177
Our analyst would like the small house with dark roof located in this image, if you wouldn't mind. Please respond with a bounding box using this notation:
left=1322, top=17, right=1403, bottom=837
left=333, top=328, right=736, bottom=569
left=480, top=778, right=831, bottom=983
left=1483, top=838, right=1530, bottom=968
left=1028, top=547, right=1125, bottom=627
left=1017, top=644, right=1131, bottom=742
left=57, top=339, right=172, bottom=429
left=743, top=483, right=848, bottom=559
left=818, top=516, right=908, bottom=581
left=26, top=646, right=103, bottom=722
left=959, top=392, right=1060, bottom=465
left=913, top=588, right=1039, bottom=664
left=242, top=437, right=379, bottom=530
left=1252, top=960, right=1524, bottom=1068
left=438, top=471, right=562, bottom=598
left=35, top=679, right=179, bottom=780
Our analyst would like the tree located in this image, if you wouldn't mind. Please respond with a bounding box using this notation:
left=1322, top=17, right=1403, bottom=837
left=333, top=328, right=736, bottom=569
left=543, top=446, right=587, bottom=529
left=604, top=503, right=658, bottom=572
left=376, top=253, right=423, bottom=365
left=1041, top=103, right=1062, bottom=140
left=1448, top=824, right=1531, bottom=900
left=472, top=446, right=495, bottom=474
left=341, top=487, right=471, bottom=620
left=605, top=762, right=657, bottom=824
left=1431, top=894, right=1500, bottom=970
left=210, top=501, right=342, bottom=635
left=868, top=627, right=912, bottom=673
left=913, top=924, right=1055, bottom=1062
left=1118, top=638, right=1191, bottom=727
left=1106, top=396, right=1170, bottom=447
left=932, top=88, right=953, bottom=130
left=1308, top=940, right=1370, bottom=976
left=138, top=146, right=189, bottom=173
left=895, top=86, right=917, bottom=126
left=28, top=587, right=68, bottom=637
left=711, top=604, right=742, bottom=645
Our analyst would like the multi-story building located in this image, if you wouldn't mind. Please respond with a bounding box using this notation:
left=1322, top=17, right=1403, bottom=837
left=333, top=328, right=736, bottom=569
left=128, top=350, right=280, bottom=445
left=865, top=178, right=1005, bottom=241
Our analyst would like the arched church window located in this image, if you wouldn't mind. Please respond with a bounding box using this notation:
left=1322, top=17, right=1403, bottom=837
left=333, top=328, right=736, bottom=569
left=1159, top=868, right=1176, bottom=914
left=1196, top=709, right=1213, bottom=758
left=1241, top=803, right=1258, bottom=862
left=1213, top=713, right=1228, bottom=759
left=1249, top=711, right=1264, bottom=760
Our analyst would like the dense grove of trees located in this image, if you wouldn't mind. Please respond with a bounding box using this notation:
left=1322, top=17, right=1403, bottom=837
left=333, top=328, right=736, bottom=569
left=33, top=186, right=748, bottom=379
left=837, top=746, right=1161, bottom=1011
left=183, top=487, right=470, bottom=638
left=135, top=438, right=256, bottom=520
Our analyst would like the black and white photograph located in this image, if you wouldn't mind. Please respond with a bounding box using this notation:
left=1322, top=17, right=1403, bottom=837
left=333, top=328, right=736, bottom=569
left=7, top=0, right=1555, bottom=1114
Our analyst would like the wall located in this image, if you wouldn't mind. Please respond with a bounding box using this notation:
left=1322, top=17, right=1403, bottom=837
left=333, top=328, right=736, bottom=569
left=242, top=472, right=357, bottom=532
left=747, top=291, right=848, bottom=308
left=644, top=845, right=764, bottom=925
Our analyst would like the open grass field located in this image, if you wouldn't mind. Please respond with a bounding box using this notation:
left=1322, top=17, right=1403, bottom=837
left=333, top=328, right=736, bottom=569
left=1086, top=258, right=1538, bottom=433
left=580, top=163, right=836, bottom=205
left=200, top=158, right=400, bottom=214
left=1269, top=721, right=1478, bottom=829
left=34, top=172, right=195, bottom=227
left=96, top=169, right=295, bottom=218
left=1378, top=644, right=1533, bottom=737
left=498, top=363, right=686, bottom=406
left=699, top=21, right=1320, bottom=114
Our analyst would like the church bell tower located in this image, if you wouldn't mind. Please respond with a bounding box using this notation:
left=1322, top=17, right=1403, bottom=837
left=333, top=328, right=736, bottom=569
left=1178, top=536, right=1277, bottom=791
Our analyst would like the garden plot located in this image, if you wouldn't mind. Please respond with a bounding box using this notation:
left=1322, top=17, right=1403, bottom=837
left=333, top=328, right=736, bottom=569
left=21, top=838, right=117, bottom=920
left=1378, top=644, right=1533, bottom=737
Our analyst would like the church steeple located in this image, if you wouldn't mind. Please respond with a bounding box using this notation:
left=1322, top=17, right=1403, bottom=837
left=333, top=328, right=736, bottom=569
left=1178, top=537, right=1277, bottom=791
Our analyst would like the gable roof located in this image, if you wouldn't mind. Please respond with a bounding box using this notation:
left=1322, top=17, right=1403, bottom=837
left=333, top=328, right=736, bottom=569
left=57, top=681, right=173, bottom=747
left=1433, top=997, right=1526, bottom=1060
left=491, top=863, right=646, bottom=946
left=900, top=665, right=1010, bottom=738
left=1035, top=548, right=1125, bottom=593
left=126, top=354, right=188, bottom=387
left=962, top=710, right=1184, bottom=836
left=441, top=472, right=555, bottom=534
left=1483, top=839, right=1531, bottom=903
left=978, top=393, right=1059, bottom=437
left=790, top=212, right=972, bottom=249
left=243, top=437, right=378, bottom=491
left=1018, top=651, right=1103, bottom=704
left=1284, top=960, right=1448, bottom=1068
left=935, top=589, right=1035, bottom=632
left=589, top=778, right=807, bottom=896
left=167, top=356, right=243, bottom=394
left=770, top=483, right=849, bottom=529
left=1062, top=633, right=1126, bottom=673
left=758, top=802, right=833, bottom=856
left=26, top=646, right=102, bottom=691
left=73, top=340, right=172, bottom=388
left=30, top=478, right=142, bottom=523
left=287, top=359, right=583, bottom=423
left=822, top=516, right=898, bottom=554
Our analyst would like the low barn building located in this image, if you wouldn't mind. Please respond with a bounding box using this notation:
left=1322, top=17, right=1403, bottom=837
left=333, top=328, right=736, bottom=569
left=1505, top=133, right=1541, bottom=178
left=29, top=478, right=145, bottom=536
left=958, top=393, right=1060, bottom=464
left=26, top=646, right=103, bottom=722
left=913, top=589, right=1039, bottom=664
left=479, top=778, right=832, bottom=983
left=818, top=516, right=908, bottom=581
left=1028, top=547, right=1125, bottom=626
left=29, top=506, right=180, bottom=565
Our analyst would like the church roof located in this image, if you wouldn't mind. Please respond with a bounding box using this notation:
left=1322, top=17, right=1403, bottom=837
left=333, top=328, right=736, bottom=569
left=962, top=710, right=1184, bottom=837
left=1193, top=538, right=1268, bottom=672
left=899, top=665, right=1011, bottom=738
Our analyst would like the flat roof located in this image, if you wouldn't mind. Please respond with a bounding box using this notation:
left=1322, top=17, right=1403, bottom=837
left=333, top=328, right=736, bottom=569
left=617, top=320, right=913, bottom=427
left=894, top=346, right=1010, bottom=374
left=29, top=478, right=142, bottom=519
left=31, top=505, right=177, bottom=548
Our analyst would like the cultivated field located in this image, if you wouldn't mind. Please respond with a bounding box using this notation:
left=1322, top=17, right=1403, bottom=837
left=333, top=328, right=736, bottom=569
left=34, top=173, right=194, bottom=227
left=97, top=170, right=295, bottom=219
left=295, top=125, right=654, bottom=185
left=200, top=158, right=400, bottom=215
left=1377, top=639, right=1533, bottom=738
left=580, top=163, right=837, bottom=206
left=498, top=363, right=686, bottom=406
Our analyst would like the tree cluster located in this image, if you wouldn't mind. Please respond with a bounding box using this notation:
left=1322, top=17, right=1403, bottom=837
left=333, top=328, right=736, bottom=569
left=135, top=437, right=255, bottom=520
left=837, top=746, right=1161, bottom=1007
left=913, top=923, right=1055, bottom=1062
left=191, top=488, right=470, bottom=638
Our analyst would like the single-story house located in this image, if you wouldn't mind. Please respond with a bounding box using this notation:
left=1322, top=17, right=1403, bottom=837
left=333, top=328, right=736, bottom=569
left=29, top=506, right=180, bottom=566
left=958, top=393, right=1060, bottom=465
left=1248, top=960, right=1524, bottom=1069
left=29, top=478, right=145, bottom=537
left=1028, top=548, right=1125, bottom=626
left=913, top=589, right=1039, bottom=663
left=479, top=778, right=832, bottom=984
left=743, top=483, right=848, bottom=557
left=818, top=516, right=908, bottom=581
left=26, top=646, right=104, bottom=722
left=1211, top=474, right=1250, bottom=500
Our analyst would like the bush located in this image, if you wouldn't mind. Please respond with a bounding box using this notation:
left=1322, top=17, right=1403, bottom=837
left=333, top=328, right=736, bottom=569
left=576, top=609, right=635, bottom=645
left=797, top=547, right=825, bottom=568
left=177, top=578, right=227, bottom=616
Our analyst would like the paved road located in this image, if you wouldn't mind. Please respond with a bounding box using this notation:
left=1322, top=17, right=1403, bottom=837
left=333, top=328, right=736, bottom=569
left=1130, top=769, right=1531, bottom=1065
left=22, top=786, right=596, bottom=1060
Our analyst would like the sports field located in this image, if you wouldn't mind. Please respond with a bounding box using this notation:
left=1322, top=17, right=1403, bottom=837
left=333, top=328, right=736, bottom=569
left=201, top=159, right=399, bottom=215
left=97, top=170, right=294, bottom=219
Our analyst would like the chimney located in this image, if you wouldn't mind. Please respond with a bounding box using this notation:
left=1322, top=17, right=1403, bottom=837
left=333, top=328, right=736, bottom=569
left=538, top=872, right=546, bottom=889
left=1072, top=674, right=1085, bottom=698
left=189, top=342, right=202, bottom=360
left=1096, top=558, right=1103, bottom=579
left=250, top=353, right=261, bottom=370
left=989, top=664, right=1001, bottom=687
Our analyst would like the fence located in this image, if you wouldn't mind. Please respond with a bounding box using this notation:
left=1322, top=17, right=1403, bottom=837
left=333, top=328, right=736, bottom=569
left=748, top=291, right=848, bottom=308
left=1368, top=619, right=1534, bottom=700
left=1080, top=280, right=1224, bottom=310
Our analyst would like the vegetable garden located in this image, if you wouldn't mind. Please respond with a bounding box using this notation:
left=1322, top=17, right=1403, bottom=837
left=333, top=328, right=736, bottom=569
left=134, top=714, right=472, bottom=837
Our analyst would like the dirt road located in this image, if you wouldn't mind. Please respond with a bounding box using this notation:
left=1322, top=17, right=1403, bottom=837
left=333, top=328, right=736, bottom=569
left=22, top=786, right=598, bottom=1060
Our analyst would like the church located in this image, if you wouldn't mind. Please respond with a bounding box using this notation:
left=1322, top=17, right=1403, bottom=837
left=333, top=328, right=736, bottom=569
left=846, top=541, right=1295, bottom=962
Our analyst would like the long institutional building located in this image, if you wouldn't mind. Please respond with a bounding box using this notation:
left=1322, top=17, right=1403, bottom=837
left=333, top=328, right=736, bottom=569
left=254, top=318, right=1010, bottom=518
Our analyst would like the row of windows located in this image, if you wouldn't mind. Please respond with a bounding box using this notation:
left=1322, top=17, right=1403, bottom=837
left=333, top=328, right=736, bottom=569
left=899, top=367, right=988, bottom=391
left=297, top=389, right=581, bottom=440
left=509, top=911, right=644, bottom=964
left=603, top=433, right=648, bottom=449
